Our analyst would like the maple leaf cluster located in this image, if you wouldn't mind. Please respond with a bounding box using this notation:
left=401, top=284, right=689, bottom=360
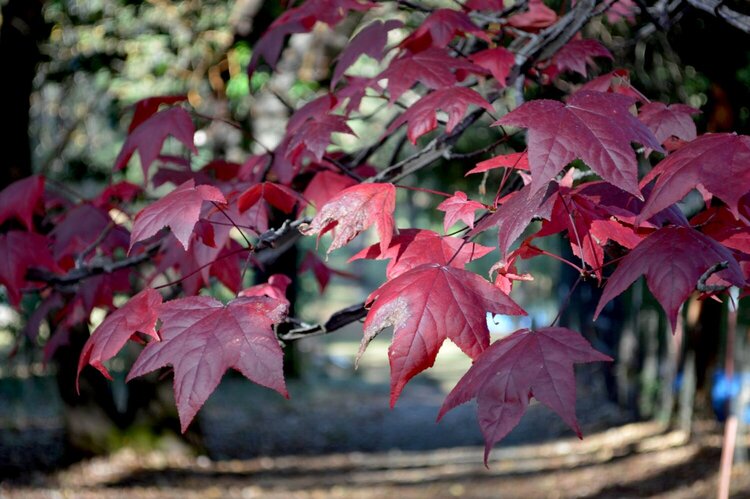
left=2, top=0, right=749, bottom=464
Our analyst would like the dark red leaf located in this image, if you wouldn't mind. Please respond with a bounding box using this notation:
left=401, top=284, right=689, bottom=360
left=379, top=48, right=486, bottom=103
left=438, top=327, right=611, bottom=464
left=130, top=179, right=226, bottom=252
left=638, top=133, right=750, bottom=222
left=127, top=295, right=289, bottom=432
left=550, top=39, right=612, bottom=78
left=128, top=95, right=188, bottom=133
left=388, top=87, right=493, bottom=144
left=468, top=182, right=558, bottom=261
left=238, top=182, right=307, bottom=214
left=248, top=0, right=375, bottom=75
left=332, top=19, right=402, bottom=88
left=496, top=90, right=662, bottom=197
left=114, top=107, right=197, bottom=180
left=638, top=102, right=700, bottom=145
left=0, top=232, right=58, bottom=306
left=400, top=8, right=489, bottom=53
left=0, top=175, right=44, bottom=231
left=594, top=226, right=746, bottom=331
left=469, top=47, right=515, bottom=88
left=361, top=264, right=526, bottom=407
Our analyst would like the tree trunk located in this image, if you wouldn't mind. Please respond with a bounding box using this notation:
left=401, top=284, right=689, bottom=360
left=0, top=0, right=48, bottom=188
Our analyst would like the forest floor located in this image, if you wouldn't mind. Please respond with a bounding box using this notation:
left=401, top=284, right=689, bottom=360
left=2, top=327, right=750, bottom=497
left=2, top=420, right=749, bottom=498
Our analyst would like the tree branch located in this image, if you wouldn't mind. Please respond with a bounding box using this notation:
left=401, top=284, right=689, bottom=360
left=685, top=0, right=750, bottom=33
left=279, top=302, right=367, bottom=341
left=697, top=261, right=731, bottom=293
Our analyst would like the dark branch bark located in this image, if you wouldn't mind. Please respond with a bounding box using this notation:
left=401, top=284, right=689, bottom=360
left=685, top=0, right=750, bottom=33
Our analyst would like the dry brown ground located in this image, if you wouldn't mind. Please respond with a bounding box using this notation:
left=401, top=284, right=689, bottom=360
left=2, top=420, right=749, bottom=499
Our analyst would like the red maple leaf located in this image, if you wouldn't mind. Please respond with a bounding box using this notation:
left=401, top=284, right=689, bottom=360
left=548, top=39, right=612, bottom=78
left=300, top=250, right=356, bottom=292
left=0, top=175, right=44, bottom=231
left=128, top=95, right=188, bottom=133
left=76, top=288, right=162, bottom=388
left=130, top=179, right=226, bottom=252
left=638, top=134, right=750, bottom=222
left=93, top=181, right=142, bottom=209
left=399, top=8, right=489, bottom=53
left=496, top=90, right=662, bottom=197
left=637, top=102, right=699, bottom=146
left=248, top=0, right=375, bottom=76
left=300, top=182, right=396, bottom=254
left=468, top=182, right=558, bottom=261
left=507, top=0, right=558, bottom=31
left=387, top=87, right=494, bottom=144
left=361, top=264, right=526, bottom=406
left=578, top=68, right=647, bottom=102
left=114, top=107, right=197, bottom=180
left=437, top=191, right=486, bottom=232
left=238, top=181, right=307, bottom=214
left=50, top=204, right=130, bottom=262
left=465, top=0, right=505, bottom=11
left=466, top=151, right=530, bottom=176
left=594, top=226, right=746, bottom=331
left=469, top=47, right=515, bottom=88
left=0, top=231, right=58, bottom=306
left=287, top=113, right=355, bottom=163
left=302, top=170, right=357, bottom=211
left=438, top=327, right=611, bottom=464
left=127, top=294, right=289, bottom=431
left=350, top=229, right=493, bottom=279
left=379, top=48, right=486, bottom=103
left=332, top=19, right=402, bottom=88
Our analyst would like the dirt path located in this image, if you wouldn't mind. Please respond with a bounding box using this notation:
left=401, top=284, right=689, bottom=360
left=3, top=421, right=749, bottom=498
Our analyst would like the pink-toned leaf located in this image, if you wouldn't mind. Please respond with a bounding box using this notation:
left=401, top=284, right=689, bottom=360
left=0, top=175, right=44, bottom=231
left=299, top=182, right=396, bottom=254
left=362, top=264, right=526, bottom=407
left=437, top=191, right=485, bottom=232
left=467, top=151, right=530, bottom=176
left=76, top=288, right=162, bottom=389
left=239, top=274, right=292, bottom=302
left=638, top=133, right=750, bottom=222
left=127, top=295, right=289, bottom=432
left=507, top=0, right=557, bottom=31
left=594, top=226, right=746, bottom=331
left=496, top=90, right=662, bottom=197
left=130, top=179, right=226, bottom=252
left=387, top=87, right=494, bottom=144
left=300, top=250, right=356, bottom=292
left=350, top=229, right=493, bottom=279
left=438, top=327, right=611, bottom=464
left=93, top=181, right=141, bottom=209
